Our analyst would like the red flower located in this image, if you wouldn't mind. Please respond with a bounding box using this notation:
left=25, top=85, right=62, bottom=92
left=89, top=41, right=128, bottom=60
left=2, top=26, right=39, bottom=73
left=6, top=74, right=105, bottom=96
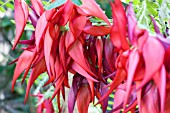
left=11, top=0, right=170, bottom=113
left=110, top=0, right=129, bottom=50
left=13, top=0, right=28, bottom=50
left=33, top=93, right=54, bottom=113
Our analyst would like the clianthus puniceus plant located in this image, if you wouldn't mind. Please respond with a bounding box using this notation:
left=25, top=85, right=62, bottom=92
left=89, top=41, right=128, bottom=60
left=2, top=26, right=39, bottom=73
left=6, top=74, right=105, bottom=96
left=11, top=0, right=170, bottom=113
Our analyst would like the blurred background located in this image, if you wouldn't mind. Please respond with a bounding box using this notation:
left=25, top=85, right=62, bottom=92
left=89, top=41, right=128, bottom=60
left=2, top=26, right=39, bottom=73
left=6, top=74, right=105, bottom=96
left=0, top=0, right=35, bottom=112
left=0, top=0, right=170, bottom=113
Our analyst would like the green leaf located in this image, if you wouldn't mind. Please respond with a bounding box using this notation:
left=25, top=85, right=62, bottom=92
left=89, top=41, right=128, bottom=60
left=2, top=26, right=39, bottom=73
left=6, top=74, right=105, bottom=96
left=0, top=1, right=4, bottom=5
left=133, top=0, right=140, bottom=5
left=0, top=6, right=5, bottom=12
left=46, top=0, right=67, bottom=10
left=0, top=0, right=13, bottom=7
left=42, top=1, right=51, bottom=9
left=42, top=1, right=49, bottom=5
left=90, top=17, right=104, bottom=23
left=146, top=2, right=158, bottom=16
left=25, top=0, right=31, bottom=4
left=24, top=24, right=35, bottom=31
left=90, top=17, right=113, bottom=26
left=167, top=2, right=170, bottom=9
left=10, top=19, right=15, bottom=24
left=157, top=0, right=163, bottom=5
left=5, top=2, right=14, bottom=10
left=0, top=17, right=12, bottom=27
left=71, top=0, right=82, bottom=6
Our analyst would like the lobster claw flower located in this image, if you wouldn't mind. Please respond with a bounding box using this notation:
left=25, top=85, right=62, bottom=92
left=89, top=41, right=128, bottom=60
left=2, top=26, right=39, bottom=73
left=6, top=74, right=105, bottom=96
left=11, top=0, right=170, bottom=113
left=137, top=36, right=165, bottom=90
left=13, top=0, right=29, bottom=50
left=69, top=13, right=87, bottom=44
left=58, top=0, right=74, bottom=26
left=30, top=0, right=44, bottom=16
left=77, top=0, right=111, bottom=26
left=12, top=48, right=36, bottom=91
left=68, top=39, right=97, bottom=78
left=68, top=76, right=79, bottom=113
left=83, top=25, right=111, bottom=36
left=110, top=0, right=129, bottom=50
left=77, top=83, right=91, bottom=113
left=123, top=49, right=140, bottom=109
left=165, top=46, right=170, bottom=71
left=140, top=84, right=160, bottom=113
left=68, top=76, right=92, bottom=113
left=24, top=58, right=46, bottom=103
left=33, top=93, right=54, bottom=113
left=35, top=12, right=48, bottom=52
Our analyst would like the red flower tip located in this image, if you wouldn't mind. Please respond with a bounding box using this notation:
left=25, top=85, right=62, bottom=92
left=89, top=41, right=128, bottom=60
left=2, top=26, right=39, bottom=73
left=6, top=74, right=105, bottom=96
left=12, top=0, right=28, bottom=50
left=110, top=0, right=129, bottom=50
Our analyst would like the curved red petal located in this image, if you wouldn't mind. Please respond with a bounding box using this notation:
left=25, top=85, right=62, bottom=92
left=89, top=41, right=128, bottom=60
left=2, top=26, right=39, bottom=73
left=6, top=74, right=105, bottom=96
left=68, top=40, right=96, bottom=78
left=12, top=50, right=34, bottom=91
left=110, top=0, right=129, bottom=50
left=124, top=49, right=140, bottom=108
left=24, top=58, right=46, bottom=103
left=77, top=85, right=91, bottom=113
left=13, top=0, right=28, bottom=50
left=35, top=12, right=48, bottom=52
left=78, top=0, right=111, bottom=26
left=83, top=26, right=111, bottom=36
left=137, top=37, right=165, bottom=90
left=31, top=0, right=44, bottom=16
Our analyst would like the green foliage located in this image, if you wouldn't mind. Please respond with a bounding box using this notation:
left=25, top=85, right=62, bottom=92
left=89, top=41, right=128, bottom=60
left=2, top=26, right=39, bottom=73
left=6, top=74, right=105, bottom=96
left=0, top=0, right=14, bottom=12
left=96, top=0, right=112, bottom=18
left=122, top=0, right=170, bottom=34
left=71, top=0, right=82, bottom=6
left=90, top=17, right=113, bottom=26
left=46, top=0, right=82, bottom=10
left=46, top=0, right=67, bottom=10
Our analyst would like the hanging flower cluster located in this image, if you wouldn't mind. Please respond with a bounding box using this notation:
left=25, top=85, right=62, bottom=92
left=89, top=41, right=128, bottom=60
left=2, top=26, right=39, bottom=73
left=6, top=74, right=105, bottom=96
left=11, top=0, right=170, bottom=113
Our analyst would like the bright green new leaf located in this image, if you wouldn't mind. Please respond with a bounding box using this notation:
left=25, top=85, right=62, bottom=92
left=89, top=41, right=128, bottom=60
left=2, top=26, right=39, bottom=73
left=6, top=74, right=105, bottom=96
left=24, top=24, right=35, bottom=31
left=0, top=1, right=4, bottom=5
left=5, top=2, right=14, bottom=10
left=0, top=6, right=5, bottom=12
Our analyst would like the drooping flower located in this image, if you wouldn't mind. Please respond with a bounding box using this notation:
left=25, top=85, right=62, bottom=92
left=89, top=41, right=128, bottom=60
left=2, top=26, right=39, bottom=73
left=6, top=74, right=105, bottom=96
left=13, top=0, right=28, bottom=50
left=11, top=0, right=170, bottom=113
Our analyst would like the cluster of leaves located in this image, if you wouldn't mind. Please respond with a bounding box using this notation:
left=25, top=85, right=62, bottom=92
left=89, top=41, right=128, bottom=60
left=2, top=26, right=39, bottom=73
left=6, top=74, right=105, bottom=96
left=122, top=0, right=170, bottom=35
left=0, top=0, right=14, bottom=12
left=10, top=0, right=170, bottom=113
